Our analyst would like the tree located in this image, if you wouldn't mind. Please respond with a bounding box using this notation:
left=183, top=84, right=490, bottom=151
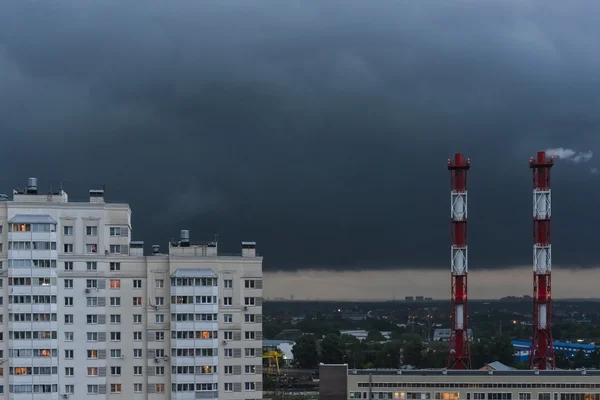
left=403, top=340, right=424, bottom=367
left=366, top=330, right=385, bottom=342
left=320, top=334, right=345, bottom=364
left=292, top=335, right=319, bottom=369
left=487, top=335, right=515, bottom=366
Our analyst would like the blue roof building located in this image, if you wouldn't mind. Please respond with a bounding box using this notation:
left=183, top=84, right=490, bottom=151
left=511, top=340, right=597, bottom=362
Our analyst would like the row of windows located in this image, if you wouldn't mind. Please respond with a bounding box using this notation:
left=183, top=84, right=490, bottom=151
left=171, top=278, right=261, bottom=288
left=10, top=223, right=55, bottom=233
left=9, top=313, right=56, bottom=322
left=171, top=330, right=218, bottom=339
left=9, top=384, right=56, bottom=394
left=171, top=313, right=218, bottom=321
left=361, top=384, right=600, bottom=390
left=352, top=393, right=600, bottom=400
left=8, top=259, right=56, bottom=268
left=171, top=295, right=218, bottom=304
left=10, top=331, right=56, bottom=340
left=62, top=225, right=124, bottom=237
left=10, top=349, right=54, bottom=358
left=9, top=295, right=56, bottom=304
left=10, top=367, right=58, bottom=376
left=9, top=277, right=55, bottom=286
left=8, top=241, right=56, bottom=250
left=224, top=382, right=259, bottom=392
left=63, top=261, right=121, bottom=271
left=63, top=244, right=121, bottom=254
left=173, top=383, right=218, bottom=392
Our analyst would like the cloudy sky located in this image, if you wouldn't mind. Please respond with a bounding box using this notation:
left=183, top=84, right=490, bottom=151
left=1, top=0, right=600, bottom=278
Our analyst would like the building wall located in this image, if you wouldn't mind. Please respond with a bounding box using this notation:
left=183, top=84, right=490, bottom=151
left=0, top=185, right=263, bottom=400
left=343, top=370, right=600, bottom=400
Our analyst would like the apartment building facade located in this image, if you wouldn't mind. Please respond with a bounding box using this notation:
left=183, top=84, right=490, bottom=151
left=0, top=178, right=263, bottom=400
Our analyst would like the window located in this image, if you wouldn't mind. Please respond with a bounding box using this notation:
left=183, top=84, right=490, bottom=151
left=87, top=385, right=99, bottom=395
left=110, top=349, right=122, bottom=358
left=245, top=348, right=256, bottom=357
left=245, top=331, right=256, bottom=340
left=133, top=314, right=142, bottom=324
left=224, top=279, right=233, bottom=288
left=86, top=332, right=98, bottom=342
left=86, top=226, right=97, bottom=236
left=63, top=244, right=73, bottom=253
left=110, top=366, right=121, bottom=376
left=224, top=314, right=233, bottom=323
left=64, top=262, right=73, bottom=271
left=64, top=350, right=74, bottom=359
left=64, top=332, right=74, bottom=341
left=86, top=315, right=98, bottom=324
left=224, top=383, right=233, bottom=392
left=87, top=350, right=98, bottom=359
left=133, top=349, right=142, bottom=358
left=223, top=297, right=232, bottom=306
left=155, top=331, right=164, bottom=341
left=109, top=279, right=120, bottom=289
left=65, top=367, right=74, bottom=376
left=110, top=314, right=121, bottom=324
left=110, top=297, right=120, bottom=306
left=65, top=384, right=74, bottom=394
left=133, top=366, right=143, bottom=375
left=64, top=315, right=73, bottom=324
left=155, top=296, right=164, bottom=305
left=64, top=297, right=73, bottom=306
left=245, top=365, right=256, bottom=374
left=224, top=366, right=233, bottom=375
left=64, top=279, right=73, bottom=289
left=86, top=279, right=97, bottom=288
left=155, top=314, right=164, bottom=323
left=156, top=384, right=165, bottom=393
left=245, top=280, right=255, bottom=288
left=110, top=227, right=121, bottom=236
left=63, top=226, right=73, bottom=235
left=224, top=349, right=233, bottom=358
left=110, top=245, right=121, bottom=254
left=110, top=262, right=120, bottom=271
left=133, top=297, right=142, bottom=306
left=111, top=384, right=122, bottom=393
left=224, top=331, right=233, bottom=340
left=133, top=332, right=142, bottom=341
left=133, top=279, right=142, bottom=288
left=86, top=262, right=97, bottom=271
left=245, top=382, right=256, bottom=391
left=245, top=314, right=255, bottom=323
left=87, top=297, right=98, bottom=307
left=134, top=383, right=142, bottom=393
left=111, top=332, right=121, bottom=341
left=244, top=297, right=255, bottom=306
left=155, top=279, right=164, bottom=288
left=519, top=395, right=532, bottom=400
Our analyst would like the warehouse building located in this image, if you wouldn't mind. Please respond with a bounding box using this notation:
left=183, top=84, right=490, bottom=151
left=319, top=364, right=600, bottom=400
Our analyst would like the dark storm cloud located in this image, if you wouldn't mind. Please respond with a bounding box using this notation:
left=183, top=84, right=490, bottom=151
left=1, top=0, right=600, bottom=270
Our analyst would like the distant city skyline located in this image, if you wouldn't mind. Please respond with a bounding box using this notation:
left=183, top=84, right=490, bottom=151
left=263, top=267, right=600, bottom=301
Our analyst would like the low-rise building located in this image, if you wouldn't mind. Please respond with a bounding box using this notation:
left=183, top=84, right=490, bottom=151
left=319, top=364, right=600, bottom=400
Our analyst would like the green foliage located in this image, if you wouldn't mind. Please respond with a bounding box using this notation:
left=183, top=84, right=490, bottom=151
left=292, top=335, right=319, bottom=369
left=320, top=334, right=345, bottom=364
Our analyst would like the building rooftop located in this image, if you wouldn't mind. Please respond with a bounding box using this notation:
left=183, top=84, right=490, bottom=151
left=347, top=368, right=598, bottom=376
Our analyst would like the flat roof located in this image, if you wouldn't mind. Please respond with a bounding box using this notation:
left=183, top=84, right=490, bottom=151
left=348, top=369, right=598, bottom=377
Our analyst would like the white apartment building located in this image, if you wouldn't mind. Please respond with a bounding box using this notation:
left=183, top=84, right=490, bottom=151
left=0, top=178, right=264, bottom=400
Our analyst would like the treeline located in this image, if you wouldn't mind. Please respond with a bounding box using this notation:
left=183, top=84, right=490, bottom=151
left=290, top=332, right=516, bottom=369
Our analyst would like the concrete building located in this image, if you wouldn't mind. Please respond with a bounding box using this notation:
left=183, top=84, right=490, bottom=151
left=433, top=328, right=473, bottom=342
left=0, top=178, right=263, bottom=400
left=319, top=364, right=600, bottom=400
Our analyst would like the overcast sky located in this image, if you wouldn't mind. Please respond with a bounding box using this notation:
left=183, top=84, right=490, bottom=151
left=1, top=0, right=600, bottom=271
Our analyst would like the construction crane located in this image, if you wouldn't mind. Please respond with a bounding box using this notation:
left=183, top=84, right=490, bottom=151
left=262, top=350, right=284, bottom=375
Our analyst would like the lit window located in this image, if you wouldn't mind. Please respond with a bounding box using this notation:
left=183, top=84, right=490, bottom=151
left=110, top=279, right=120, bottom=289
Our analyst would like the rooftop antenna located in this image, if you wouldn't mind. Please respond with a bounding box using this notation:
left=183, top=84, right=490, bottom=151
left=214, top=234, right=219, bottom=244
left=59, top=181, right=64, bottom=193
